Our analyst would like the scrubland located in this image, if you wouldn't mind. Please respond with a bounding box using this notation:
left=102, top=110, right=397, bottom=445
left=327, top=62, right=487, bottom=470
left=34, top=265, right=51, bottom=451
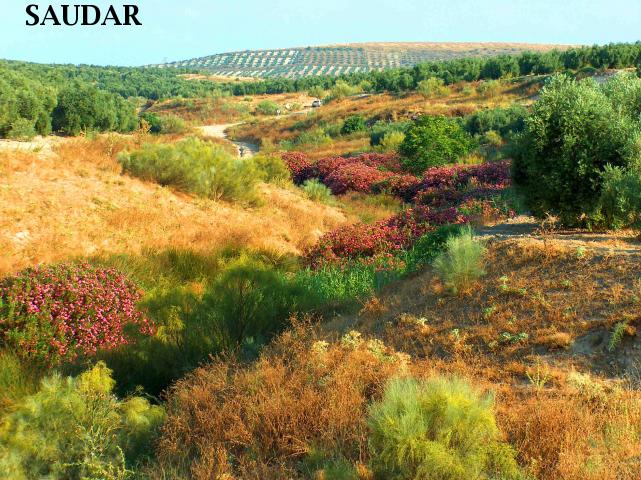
left=2, top=54, right=641, bottom=480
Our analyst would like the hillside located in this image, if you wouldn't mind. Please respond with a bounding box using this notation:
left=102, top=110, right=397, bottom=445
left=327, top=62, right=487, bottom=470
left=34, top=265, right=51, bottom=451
left=0, top=136, right=346, bottom=276
left=152, top=42, right=570, bottom=78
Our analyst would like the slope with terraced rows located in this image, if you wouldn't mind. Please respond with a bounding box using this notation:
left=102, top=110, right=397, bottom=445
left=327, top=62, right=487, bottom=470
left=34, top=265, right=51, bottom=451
left=152, top=42, right=569, bottom=78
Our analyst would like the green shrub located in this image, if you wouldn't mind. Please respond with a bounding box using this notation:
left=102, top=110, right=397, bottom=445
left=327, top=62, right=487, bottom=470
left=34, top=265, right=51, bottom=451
left=251, top=153, right=292, bottom=184
left=0, top=362, right=164, bottom=480
left=52, top=82, right=137, bottom=135
left=6, top=118, right=37, bottom=141
left=341, top=115, right=367, bottom=135
left=462, top=105, right=527, bottom=137
left=256, top=100, right=280, bottom=116
left=296, top=128, right=332, bottom=146
left=302, top=179, right=334, bottom=203
left=102, top=252, right=308, bottom=396
left=119, top=137, right=260, bottom=204
left=433, top=227, right=486, bottom=294
left=597, top=165, right=641, bottom=229
left=417, top=77, right=447, bottom=98
left=368, top=376, right=521, bottom=480
left=406, top=224, right=466, bottom=269
left=370, top=120, right=410, bottom=146
left=513, top=74, right=640, bottom=226
left=377, top=131, right=405, bottom=153
left=399, top=116, right=474, bottom=174
left=158, top=114, right=189, bottom=134
left=328, top=80, right=360, bottom=101
left=140, top=112, right=162, bottom=133
left=476, top=80, right=502, bottom=98
left=309, top=86, right=327, bottom=99
left=0, top=351, right=39, bottom=416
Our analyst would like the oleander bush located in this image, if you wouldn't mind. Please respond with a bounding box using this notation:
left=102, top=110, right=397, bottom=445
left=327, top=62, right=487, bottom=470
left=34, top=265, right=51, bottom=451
left=0, top=263, right=152, bottom=365
left=368, top=376, right=521, bottom=480
left=119, top=137, right=261, bottom=204
left=0, top=362, right=164, bottom=480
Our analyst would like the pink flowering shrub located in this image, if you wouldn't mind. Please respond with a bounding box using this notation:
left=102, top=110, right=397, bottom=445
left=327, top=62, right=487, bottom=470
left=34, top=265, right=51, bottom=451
left=282, top=152, right=317, bottom=184
left=418, top=160, right=511, bottom=192
left=306, top=206, right=468, bottom=265
left=324, top=163, right=394, bottom=195
left=0, top=263, right=153, bottom=364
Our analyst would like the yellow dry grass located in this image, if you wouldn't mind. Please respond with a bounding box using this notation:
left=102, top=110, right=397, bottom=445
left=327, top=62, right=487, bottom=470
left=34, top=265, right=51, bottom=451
left=0, top=136, right=346, bottom=276
left=232, top=80, right=533, bottom=146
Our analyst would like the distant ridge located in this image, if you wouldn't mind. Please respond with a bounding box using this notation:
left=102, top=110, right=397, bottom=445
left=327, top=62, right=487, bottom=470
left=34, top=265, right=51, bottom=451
left=151, top=42, right=571, bottom=79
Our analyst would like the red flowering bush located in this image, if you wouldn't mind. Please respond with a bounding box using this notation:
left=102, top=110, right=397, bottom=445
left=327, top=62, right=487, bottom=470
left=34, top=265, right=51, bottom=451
left=418, top=160, right=511, bottom=192
left=371, top=174, right=422, bottom=200
left=325, top=163, right=394, bottom=195
left=0, top=263, right=153, bottom=364
left=306, top=206, right=469, bottom=266
left=282, top=152, right=317, bottom=184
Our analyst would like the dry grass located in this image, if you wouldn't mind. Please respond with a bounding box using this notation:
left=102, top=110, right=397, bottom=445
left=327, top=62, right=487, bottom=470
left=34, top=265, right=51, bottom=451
left=154, top=320, right=406, bottom=479
left=152, top=317, right=641, bottom=480
left=231, top=79, right=533, bottom=147
left=343, top=239, right=641, bottom=377
left=0, top=136, right=346, bottom=276
left=148, top=92, right=315, bottom=125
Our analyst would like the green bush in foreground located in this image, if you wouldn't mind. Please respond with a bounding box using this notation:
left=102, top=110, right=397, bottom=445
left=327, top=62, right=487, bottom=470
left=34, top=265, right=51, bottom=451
left=368, top=377, right=521, bottom=480
left=119, top=137, right=260, bottom=204
left=433, top=227, right=486, bottom=294
left=513, top=74, right=641, bottom=227
left=0, top=362, right=164, bottom=480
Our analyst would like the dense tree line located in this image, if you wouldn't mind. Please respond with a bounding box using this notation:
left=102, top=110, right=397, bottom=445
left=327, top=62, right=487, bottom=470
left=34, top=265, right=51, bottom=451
left=1, top=42, right=640, bottom=139
left=226, top=42, right=641, bottom=95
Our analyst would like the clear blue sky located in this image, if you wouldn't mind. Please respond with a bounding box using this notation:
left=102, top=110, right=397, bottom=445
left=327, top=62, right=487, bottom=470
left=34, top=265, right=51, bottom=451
left=0, top=0, right=639, bottom=66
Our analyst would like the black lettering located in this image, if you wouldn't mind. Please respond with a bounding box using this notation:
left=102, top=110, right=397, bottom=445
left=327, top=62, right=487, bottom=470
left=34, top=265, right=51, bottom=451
left=25, top=4, right=39, bottom=26
left=101, top=5, right=122, bottom=25
left=61, top=5, right=80, bottom=26
left=41, top=5, right=61, bottom=26
left=124, top=5, right=142, bottom=25
left=82, top=5, right=100, bottom=25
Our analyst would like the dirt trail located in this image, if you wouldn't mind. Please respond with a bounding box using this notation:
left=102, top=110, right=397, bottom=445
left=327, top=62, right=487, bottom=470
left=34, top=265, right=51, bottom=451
left=197, top=123, right=259, bottom=158
left=476, top=215, right=641, bottom=256
left=0, top=136, right=68, bottom=157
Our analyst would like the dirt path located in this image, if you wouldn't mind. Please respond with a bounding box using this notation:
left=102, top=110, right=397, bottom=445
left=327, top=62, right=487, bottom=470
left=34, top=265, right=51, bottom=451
left=476, top=215, right=641, bottom=256
left=0, top=136, right=67, bottom=157
left=197, top=123, right=259, bottom=158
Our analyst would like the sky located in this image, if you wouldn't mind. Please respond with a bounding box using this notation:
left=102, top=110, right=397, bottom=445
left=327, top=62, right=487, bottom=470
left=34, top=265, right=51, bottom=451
left=0, top=0, right=639, bottom=66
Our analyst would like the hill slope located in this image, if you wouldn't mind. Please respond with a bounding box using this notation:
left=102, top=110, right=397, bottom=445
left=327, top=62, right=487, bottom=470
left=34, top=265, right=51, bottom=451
left=0, top=136, right=346, bottom=276
left=152, top=42, right=570, bottom=78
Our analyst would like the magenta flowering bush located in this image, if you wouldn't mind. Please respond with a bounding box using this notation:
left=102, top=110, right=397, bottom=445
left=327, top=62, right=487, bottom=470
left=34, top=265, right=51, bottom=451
left=282, top=152, right=318, bottom=184
left=0, top=263, right=153, bottom=364
left=324, top=163, right=395, bottom=195
left=306, top=205, right=469, bottom=265
left=287, top=152, right=514, bottom=267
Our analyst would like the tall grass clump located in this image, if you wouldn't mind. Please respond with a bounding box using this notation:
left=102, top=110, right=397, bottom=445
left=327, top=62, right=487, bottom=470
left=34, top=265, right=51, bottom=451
left=433, top=227, right=486, bottom=294
left=0, top=362, right=164, bottom=480
left=368, top=376, right=521, bottom=480
left=119, top=137, right=261, bottom=204
left=302, top=179, right=335, bottom=204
